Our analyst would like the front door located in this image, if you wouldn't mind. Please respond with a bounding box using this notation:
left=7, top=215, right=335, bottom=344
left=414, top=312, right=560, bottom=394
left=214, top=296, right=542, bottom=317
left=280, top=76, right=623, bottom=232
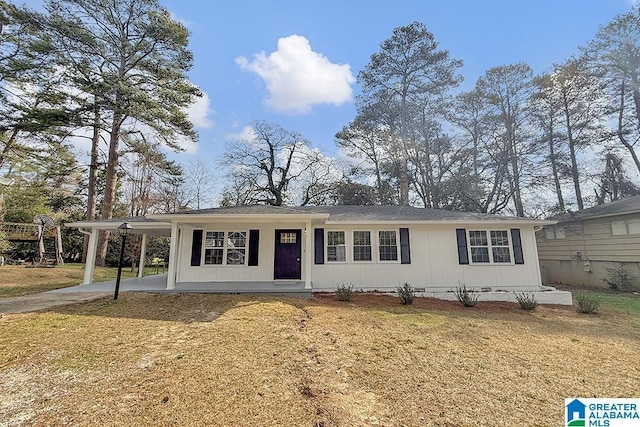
left=274, top=229, right=302, bottom=280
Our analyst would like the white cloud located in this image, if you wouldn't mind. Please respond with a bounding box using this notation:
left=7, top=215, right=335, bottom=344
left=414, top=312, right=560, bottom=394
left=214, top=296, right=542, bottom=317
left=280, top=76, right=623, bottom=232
left=187, top=91, right=214, bottom=129
left=236, top=35, right=355, bottom=114
left=227, top=125, right=257, bottom=144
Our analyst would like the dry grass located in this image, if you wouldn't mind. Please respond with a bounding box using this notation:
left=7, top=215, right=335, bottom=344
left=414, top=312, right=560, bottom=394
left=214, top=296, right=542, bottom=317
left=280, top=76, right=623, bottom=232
left=0, top=292, right=638, bottom=426
left=0, top=264, right=144, bottom=298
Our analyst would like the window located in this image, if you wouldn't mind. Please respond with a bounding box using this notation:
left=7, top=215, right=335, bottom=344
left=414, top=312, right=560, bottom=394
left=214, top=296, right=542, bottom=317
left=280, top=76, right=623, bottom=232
left=203, top=231, right=247, bottom=265
left=469, top=231, right=490, bottom=263
left=628, top=221, right=640, bottom=235
left=353, top=231, right=372, bottom=261
left=326, top=231, right=346, bottom=262
left=469, top=230, right=512, bottom=264
left=378, top=230, right=398, bottom=261
left=280, top=232, right=297, bottom=243
left=544, top=227, right=566, bottom=240
left=612, top=220, right=640, bottom=236
left=204, top=231, right=224, bottom=265
left=226, top=231, right=246, bottom=265
left=490, top=230, right=511, bottom=263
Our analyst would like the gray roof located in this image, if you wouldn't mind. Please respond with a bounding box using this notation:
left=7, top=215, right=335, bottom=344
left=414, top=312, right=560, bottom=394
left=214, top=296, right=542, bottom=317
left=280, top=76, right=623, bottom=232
left=178, top=205, right=315, bottom=215
left=554, top=196, right=640, bottom=222
left=295, top=205, right=533, bottom=222
left=165, top=204, right=543, bottom=223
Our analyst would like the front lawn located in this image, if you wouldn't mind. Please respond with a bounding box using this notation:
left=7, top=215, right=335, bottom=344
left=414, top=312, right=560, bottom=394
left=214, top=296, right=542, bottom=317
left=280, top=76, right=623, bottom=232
left=0, top=292, right=637, bottom=426
left=0, top=264, right=156, bottom=298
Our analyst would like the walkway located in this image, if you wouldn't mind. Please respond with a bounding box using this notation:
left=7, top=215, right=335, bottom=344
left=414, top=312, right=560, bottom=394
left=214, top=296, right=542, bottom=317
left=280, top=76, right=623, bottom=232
left=0, top=275, right=167, bottom=315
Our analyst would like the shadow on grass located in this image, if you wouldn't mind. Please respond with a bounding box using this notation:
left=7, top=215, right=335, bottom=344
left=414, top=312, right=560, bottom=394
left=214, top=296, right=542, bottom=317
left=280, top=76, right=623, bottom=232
left=45, top=290, right=640, bottom=342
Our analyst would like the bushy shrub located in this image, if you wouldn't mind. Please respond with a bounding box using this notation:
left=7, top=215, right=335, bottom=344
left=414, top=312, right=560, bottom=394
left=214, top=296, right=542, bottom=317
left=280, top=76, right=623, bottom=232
left=575, top=292, right=601, bottom=314
left=514, top=292, right=538, bottom=311
left=334, top=282, right=354, bottom=302
left=603, top=263, right=638, bottom=292
left=397, top=282, right=415, bottom=305
left=454, top=284, right=479, bottom=307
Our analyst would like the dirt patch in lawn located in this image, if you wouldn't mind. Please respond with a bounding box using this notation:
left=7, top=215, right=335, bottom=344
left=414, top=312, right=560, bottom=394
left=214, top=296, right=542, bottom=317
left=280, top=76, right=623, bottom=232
left=0, top=292, right=638, bottom=426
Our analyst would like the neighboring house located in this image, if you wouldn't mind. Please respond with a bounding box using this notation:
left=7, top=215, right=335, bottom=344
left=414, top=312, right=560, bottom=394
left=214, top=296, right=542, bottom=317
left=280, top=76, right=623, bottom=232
left=537, top=195, right=640, bottom=288
left=68, top=205, right=571, bottom=304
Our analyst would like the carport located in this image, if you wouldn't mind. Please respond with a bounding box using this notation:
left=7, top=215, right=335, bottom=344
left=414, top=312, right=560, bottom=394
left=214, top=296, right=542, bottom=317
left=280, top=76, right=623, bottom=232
left=66, top=217, right=172, bottom=285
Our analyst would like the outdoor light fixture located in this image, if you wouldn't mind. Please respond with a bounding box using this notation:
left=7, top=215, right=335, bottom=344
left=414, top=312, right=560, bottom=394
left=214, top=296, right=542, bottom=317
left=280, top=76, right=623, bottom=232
left=114, top=222, right=133, bottom=300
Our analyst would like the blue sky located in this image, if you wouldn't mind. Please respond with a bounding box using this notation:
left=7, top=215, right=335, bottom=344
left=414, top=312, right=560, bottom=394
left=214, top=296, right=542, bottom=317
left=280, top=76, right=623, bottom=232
left=163, top=0, right=635, bottom=164
left=20, top=0, right=637, bottom=166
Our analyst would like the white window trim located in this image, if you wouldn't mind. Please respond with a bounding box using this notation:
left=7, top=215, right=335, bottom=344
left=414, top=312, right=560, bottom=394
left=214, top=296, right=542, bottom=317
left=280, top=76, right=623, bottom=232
left=202, top=229, right=249, bottom=267
left=321, top=228, right=403, bottom=264
left=325, top=230, right=347, bottom=263
left=377, top=230, right=400, bottom=263
left=467, top=229, right=515, bottom=265
left=352, top=230, right=374, bottom=263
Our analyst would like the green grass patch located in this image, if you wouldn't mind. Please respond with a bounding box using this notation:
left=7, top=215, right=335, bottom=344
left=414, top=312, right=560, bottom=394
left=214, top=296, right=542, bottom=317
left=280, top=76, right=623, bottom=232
left=598, top=292, right=640, bottom=316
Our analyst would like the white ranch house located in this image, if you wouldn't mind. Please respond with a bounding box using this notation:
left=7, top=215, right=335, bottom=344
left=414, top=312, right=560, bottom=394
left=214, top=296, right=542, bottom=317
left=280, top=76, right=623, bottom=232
left=68, top=205, right=572, bottom=304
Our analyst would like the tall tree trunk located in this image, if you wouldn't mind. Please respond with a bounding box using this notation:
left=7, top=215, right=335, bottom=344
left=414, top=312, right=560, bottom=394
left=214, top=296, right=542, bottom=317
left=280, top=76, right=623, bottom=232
left=0, top=128, right=20, bottom=169
left=563, top=98, right=583, bottom=210
left=82, top=105, right=101, bottom=263
left=617, top=82, right=640, bottom=174
left=95, top=111, right=123, bottom=266
left=505, top=119, right=524, bottom=217
left=547, top=119, right=565, bottom=213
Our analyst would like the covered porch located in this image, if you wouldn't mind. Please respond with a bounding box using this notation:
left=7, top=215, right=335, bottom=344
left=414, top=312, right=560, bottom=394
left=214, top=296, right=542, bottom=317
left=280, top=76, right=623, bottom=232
left=65, top=217, right=173, bottom=286
left=49, top=274, right=311, bottom=297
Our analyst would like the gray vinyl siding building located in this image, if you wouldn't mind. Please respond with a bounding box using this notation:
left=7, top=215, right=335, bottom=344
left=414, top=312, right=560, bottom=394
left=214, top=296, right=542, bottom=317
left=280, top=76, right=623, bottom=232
left=537, top=196, right=640, bottom=288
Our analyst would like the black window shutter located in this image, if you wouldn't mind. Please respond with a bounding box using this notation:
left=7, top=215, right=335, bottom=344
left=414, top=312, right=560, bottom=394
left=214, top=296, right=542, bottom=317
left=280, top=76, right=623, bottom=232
left=314, top=228, right=324, bottom=264
left=190, top=229, right=203, bottom=266
left=248, top=229, right=260, bottom=266
left=511, top=228, right=524, bottom=264
left=400, top=228, right=411, bottom=264
left=456, top=228, right=469, bottom=265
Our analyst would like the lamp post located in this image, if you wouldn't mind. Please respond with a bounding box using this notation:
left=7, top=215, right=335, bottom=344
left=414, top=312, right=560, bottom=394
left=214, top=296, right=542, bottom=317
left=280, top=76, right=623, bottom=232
left=114, top=222, right=133, bottom=300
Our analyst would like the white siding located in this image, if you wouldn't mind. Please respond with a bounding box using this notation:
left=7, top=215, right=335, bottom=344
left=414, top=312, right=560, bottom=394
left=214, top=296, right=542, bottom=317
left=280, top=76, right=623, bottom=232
left=311, top=224, right=542, bottom=293
left=177, top=222, right=308, bottom=283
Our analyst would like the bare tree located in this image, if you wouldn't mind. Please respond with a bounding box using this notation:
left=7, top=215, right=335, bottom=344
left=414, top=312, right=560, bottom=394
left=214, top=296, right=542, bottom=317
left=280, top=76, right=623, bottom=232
left=184, top=158, right=216, bottom=209
left=477, top=63, right=535, bottom=217
left=221, top=121, right=341, bottom=206
left=586, top=6, right=640, bottom=174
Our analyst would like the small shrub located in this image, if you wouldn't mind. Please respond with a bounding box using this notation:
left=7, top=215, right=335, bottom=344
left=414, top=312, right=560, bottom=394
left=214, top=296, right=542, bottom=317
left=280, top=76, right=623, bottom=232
left=514, top=292, right=538, bottom=311
left=397, top=282, right=415, bottom=305
left=575, top=292, right=601, bottom=314
left=603, top=263, right=638, bottom=292
left=334, top=282, right=354, bottom=302
left=454, top=284, right=479, bottom=307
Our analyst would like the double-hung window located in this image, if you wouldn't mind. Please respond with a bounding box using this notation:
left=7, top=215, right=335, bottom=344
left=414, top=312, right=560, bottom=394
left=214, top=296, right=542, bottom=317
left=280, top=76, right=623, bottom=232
left=378, top=230, right=398, bottom=261
left=203, top=231, right=247, bottom=265
left=490, top=230, right=511, bottom=263
left=327, top=231, right=346, bottom=262
left=226, top=231, right=247, bottom=265
left=353, top=231, right=372, bottom=261
left=468, top=230, right=511, bottom=264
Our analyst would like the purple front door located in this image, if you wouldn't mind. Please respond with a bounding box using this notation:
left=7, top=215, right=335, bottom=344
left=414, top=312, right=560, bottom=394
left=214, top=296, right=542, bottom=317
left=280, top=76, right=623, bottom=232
left=274, top=229, right=302, bottom=280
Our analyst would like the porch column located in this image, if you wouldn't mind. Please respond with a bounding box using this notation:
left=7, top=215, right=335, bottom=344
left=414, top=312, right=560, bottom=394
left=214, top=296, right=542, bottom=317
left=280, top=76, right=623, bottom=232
left=166, top=222, right=179, bottom=290
left=137, top=233, right=147, bottom=278
left=304, top=220, right=312, bottom=290
left=82, top=228, right=99, bottom=285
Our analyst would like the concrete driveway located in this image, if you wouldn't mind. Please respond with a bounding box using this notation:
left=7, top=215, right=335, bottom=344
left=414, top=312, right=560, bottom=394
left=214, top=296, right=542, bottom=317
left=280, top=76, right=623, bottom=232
left=0, top=275, right=167, bottom=315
